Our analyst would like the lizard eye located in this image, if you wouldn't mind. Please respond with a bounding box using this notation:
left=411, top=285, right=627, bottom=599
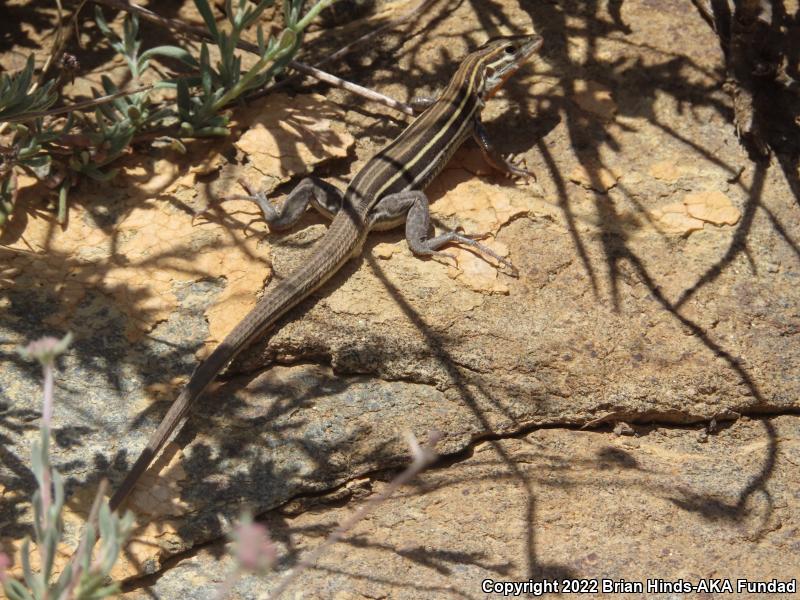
left=504, top=45, right=516, bottom=54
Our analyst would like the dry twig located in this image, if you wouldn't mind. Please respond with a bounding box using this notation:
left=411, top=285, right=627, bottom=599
left=92, top=0, right=416, bottom=115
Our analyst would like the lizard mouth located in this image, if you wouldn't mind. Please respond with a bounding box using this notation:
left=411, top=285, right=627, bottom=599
left=485, top=34, right=543, bottom=99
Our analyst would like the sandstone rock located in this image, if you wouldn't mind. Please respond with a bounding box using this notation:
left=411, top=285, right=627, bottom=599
left=1, top=0, right=798, bottom=593
left=683, top=190, right=741, bottom=226
left=123, top=417, right=800, bottom=599
left=572, top=80, right=617, bottom=121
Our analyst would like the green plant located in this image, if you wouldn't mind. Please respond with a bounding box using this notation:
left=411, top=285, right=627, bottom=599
left=0, top=335, right=135, bottom=600
left=177, top=0, right=335, bottom=135
left=0, top=56, right=58, bottom=121
left=0, top=0, right=338, bottom=227
left=72, top=8, right=190, bottom=183
left=0, top=57, right=61, bottom=225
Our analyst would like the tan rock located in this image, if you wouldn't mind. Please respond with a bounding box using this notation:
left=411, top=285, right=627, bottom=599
left=683, top=190, right=741, bottom=226
left=121, top=159, right=181, bottom=195
left=448, top=238, right=511, bottom=295
left=371, top=243, right=398, bottom=259
left=123, top=417, right=800, bottom=599
left=3, top=169, right=272, bottom=346
left=652, top=202, right=705, bottom=234
left=127, top=443, right=189, bottom=517
left=188, top=150, right=226, bottom=176
left=429, top=173, right=535, bottom=231
left=572, top=80, right=617, bottom=120
left=569, top=161, right=621, bottom=192
left=648, top=160, right=682, bottom=182
left=114, top=519, right=183, bottom=579
left=5, top=2, right=800, bottom=595
left=5, top=537, right=74, bottom=583
left=324, top=271, right=407, bottom=322
left=234, top=93, right=355, bottom=180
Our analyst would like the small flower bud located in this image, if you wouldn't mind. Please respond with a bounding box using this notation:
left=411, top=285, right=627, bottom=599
left=233, top=517, right=276, bottom=573
left=17, top=333, right=72, bottom=366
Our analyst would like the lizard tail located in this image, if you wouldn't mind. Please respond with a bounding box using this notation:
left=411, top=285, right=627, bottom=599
left=109, top=216, right=362, bottom=511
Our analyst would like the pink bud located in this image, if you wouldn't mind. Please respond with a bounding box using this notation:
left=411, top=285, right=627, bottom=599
left=234, top=521, right=276, bottom=572
left=18, top=333, right=72, bottom=366
left=0, top=552, right=10, bottom=583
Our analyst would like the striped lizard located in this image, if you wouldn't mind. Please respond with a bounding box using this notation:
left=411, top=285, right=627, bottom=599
left=110, top=33, right=543, bottom=509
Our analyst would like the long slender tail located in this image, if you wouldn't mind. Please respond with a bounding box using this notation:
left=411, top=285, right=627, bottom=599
left=109, top=216, right=362, bottom=511
left=109, top=340, right=238, bottom=510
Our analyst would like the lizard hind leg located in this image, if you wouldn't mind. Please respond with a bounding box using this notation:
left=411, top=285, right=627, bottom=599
left=238, top=177, right=344, bottom=231
left=370, top=190, right=518, bottom=276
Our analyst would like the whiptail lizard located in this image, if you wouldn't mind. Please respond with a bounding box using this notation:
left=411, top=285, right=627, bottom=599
left=110, top=33, right=543, bottom=510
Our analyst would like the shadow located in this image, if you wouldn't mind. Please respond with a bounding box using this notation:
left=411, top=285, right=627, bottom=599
left=3, top=0, right=798, bottom=594
left=511, top=0, right=798, bottom=317
left=0, top=3, right=56, bottom=54
left=667, top=420, right=777, bottom=533
left=601, top=235, right=780, bottom=535
left=505, top=0, right=792, bottom=540
left=595, top=445, right=639, bottom=469
left=674, top=150, right=766, bottom=309
left=0, top=397, right=39, bottom=539
left=363, top=254, right=574, bottom=580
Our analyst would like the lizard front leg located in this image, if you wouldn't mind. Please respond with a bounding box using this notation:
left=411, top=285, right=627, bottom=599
left=473, top=120, right=536, bottom=180
left=369, top=190, right=518, bottom=275
left=240, top=177, right=344, bottom=230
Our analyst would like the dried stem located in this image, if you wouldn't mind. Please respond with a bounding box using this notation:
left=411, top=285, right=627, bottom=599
left=91, top=0, right=415, bottom=115
left=259, top=0, right=434, bottom=102
left=213, top=570, right=240, bottom=600
left=267, top=431, right=441, bottom=599
left=39, top=0, right=89, bottom=87
left=38, top=360, right=55, bottom=535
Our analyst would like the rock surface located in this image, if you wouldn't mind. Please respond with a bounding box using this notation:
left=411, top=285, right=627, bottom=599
left=1, top=0, right=799, bottom=593
left=123, top=416, right=800, bottom=599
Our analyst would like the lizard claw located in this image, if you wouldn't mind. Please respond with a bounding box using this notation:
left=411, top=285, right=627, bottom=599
left=456, top=229, right=492, bottom=241
left=233, top=178, right=282, bottom=224
left=431, top=250, right=459, bottom=269
left=504, top=154, right=536, bottom=181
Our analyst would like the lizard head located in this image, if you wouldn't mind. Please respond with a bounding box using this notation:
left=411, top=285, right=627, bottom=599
left=473, top=34, right=543, bottom=101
